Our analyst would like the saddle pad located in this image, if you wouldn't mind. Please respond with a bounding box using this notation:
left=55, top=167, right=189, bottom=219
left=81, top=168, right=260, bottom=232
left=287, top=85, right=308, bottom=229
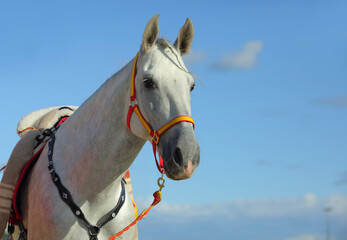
left=17, top=106, right=78, bottom=137
left=0, top=130, right=41, bottom=236
left=0, top=106, right=77, bottom=236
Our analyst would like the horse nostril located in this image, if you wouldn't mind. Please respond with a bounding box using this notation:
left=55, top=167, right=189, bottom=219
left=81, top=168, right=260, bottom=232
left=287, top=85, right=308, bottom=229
left=173, top=147, right=183, bottom=166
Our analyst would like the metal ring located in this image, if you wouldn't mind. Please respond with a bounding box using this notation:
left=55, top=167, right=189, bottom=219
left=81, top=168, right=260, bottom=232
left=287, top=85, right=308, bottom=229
left=88, top=226, right=100, bottom=236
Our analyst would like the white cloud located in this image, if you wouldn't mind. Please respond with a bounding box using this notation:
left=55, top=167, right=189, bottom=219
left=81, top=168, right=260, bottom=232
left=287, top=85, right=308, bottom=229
left=182, top=49, right=206, bottom=67
left=304, top=192, right=317, bottom=207
left=283, top=234, right=323, bottom=240
left=135, top=193, right=347, bottom=240
left=335, top=171, right=347, bottom=185
left=135, top=193, right=347, bottom=220
left=327, top=194, right=347, bottom=215
left=313, top=96, right=347, bottom=108
left=255, top=159, right=272, bottom=166
left=214, top=41, right=263, bottom=69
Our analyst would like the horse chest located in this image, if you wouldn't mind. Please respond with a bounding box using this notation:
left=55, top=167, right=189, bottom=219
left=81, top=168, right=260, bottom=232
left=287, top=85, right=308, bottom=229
left=24, top=152, right=136, bottom=240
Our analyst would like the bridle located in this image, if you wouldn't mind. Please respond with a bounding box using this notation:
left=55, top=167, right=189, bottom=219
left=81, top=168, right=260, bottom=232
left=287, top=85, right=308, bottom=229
left=126, top=52, right=195, bottom=173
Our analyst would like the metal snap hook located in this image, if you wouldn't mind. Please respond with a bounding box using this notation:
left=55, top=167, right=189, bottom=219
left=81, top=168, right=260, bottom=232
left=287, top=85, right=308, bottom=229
left=157, top=173, right=165, bottom=191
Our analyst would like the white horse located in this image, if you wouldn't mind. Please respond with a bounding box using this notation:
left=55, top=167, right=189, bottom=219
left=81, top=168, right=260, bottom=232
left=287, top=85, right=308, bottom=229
left=20, top=15, right=200, bottom=239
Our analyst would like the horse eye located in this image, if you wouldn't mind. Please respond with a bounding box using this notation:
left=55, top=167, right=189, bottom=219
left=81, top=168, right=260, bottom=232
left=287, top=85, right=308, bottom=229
left=190, top=83, right=196, bottom=92
left=143, top=78, right=155, bottom=88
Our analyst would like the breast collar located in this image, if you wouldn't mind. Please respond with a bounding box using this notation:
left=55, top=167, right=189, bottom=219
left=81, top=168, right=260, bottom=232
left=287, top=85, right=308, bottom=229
left=47, top=131, right=126, bottom=240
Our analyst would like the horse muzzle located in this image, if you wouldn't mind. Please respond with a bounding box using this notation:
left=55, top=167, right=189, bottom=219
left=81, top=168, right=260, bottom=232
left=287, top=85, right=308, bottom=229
left=160, top=136, right=200, bottom=180
left=165, top=152, right=200, bottom=180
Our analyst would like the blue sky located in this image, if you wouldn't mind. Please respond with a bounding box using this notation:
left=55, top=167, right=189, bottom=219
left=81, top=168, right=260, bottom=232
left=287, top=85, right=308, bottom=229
left=0, top=1, right=346, bottom=240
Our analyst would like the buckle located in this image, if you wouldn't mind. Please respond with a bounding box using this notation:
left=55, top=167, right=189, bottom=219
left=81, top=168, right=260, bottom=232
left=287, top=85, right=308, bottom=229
left=152, top=133, right=159, bottom=144
left=129, top=99, right=137, bottom=107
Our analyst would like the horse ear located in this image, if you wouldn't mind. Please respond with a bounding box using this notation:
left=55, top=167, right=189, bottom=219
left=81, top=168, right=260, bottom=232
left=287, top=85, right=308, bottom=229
left=174, top=18, right=194, bottom=56
left=141, top=14, right=160, bottom=52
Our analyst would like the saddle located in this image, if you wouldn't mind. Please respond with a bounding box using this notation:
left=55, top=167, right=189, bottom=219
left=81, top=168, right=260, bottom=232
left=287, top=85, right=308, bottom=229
left=0, top=106, right=77, bottom=237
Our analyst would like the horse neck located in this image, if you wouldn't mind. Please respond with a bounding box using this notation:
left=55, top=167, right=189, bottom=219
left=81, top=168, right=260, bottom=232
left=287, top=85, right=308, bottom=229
left=52, top=59, right=146, bottom=202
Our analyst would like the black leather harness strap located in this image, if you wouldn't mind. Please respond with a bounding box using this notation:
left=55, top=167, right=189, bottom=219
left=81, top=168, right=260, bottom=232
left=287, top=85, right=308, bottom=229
left=47, top=132, right=126, bottom=240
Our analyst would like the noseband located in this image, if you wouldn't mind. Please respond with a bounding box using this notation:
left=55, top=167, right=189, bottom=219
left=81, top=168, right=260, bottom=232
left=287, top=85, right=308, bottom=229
left=126, top=53, right=195, bottom=173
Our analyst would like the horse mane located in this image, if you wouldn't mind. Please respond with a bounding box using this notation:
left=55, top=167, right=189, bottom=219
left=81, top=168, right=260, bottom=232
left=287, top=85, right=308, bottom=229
left=156, top=38, right=189, bottom=72
left=108, top=39, right=174, bottom=80
left=155, top=38, right=172, bottom=49
left=156, top=38, right=201, bottom=85
left=109, top=38, right=199, bottom=85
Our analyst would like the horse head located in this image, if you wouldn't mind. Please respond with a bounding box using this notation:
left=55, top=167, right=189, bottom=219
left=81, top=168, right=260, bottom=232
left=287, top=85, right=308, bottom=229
left=128, top=15, right=200, bottom=180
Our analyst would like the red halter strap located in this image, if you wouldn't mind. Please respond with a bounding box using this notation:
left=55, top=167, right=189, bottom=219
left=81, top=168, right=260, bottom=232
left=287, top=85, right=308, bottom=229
left=126, top=53, right=195, bottom=173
